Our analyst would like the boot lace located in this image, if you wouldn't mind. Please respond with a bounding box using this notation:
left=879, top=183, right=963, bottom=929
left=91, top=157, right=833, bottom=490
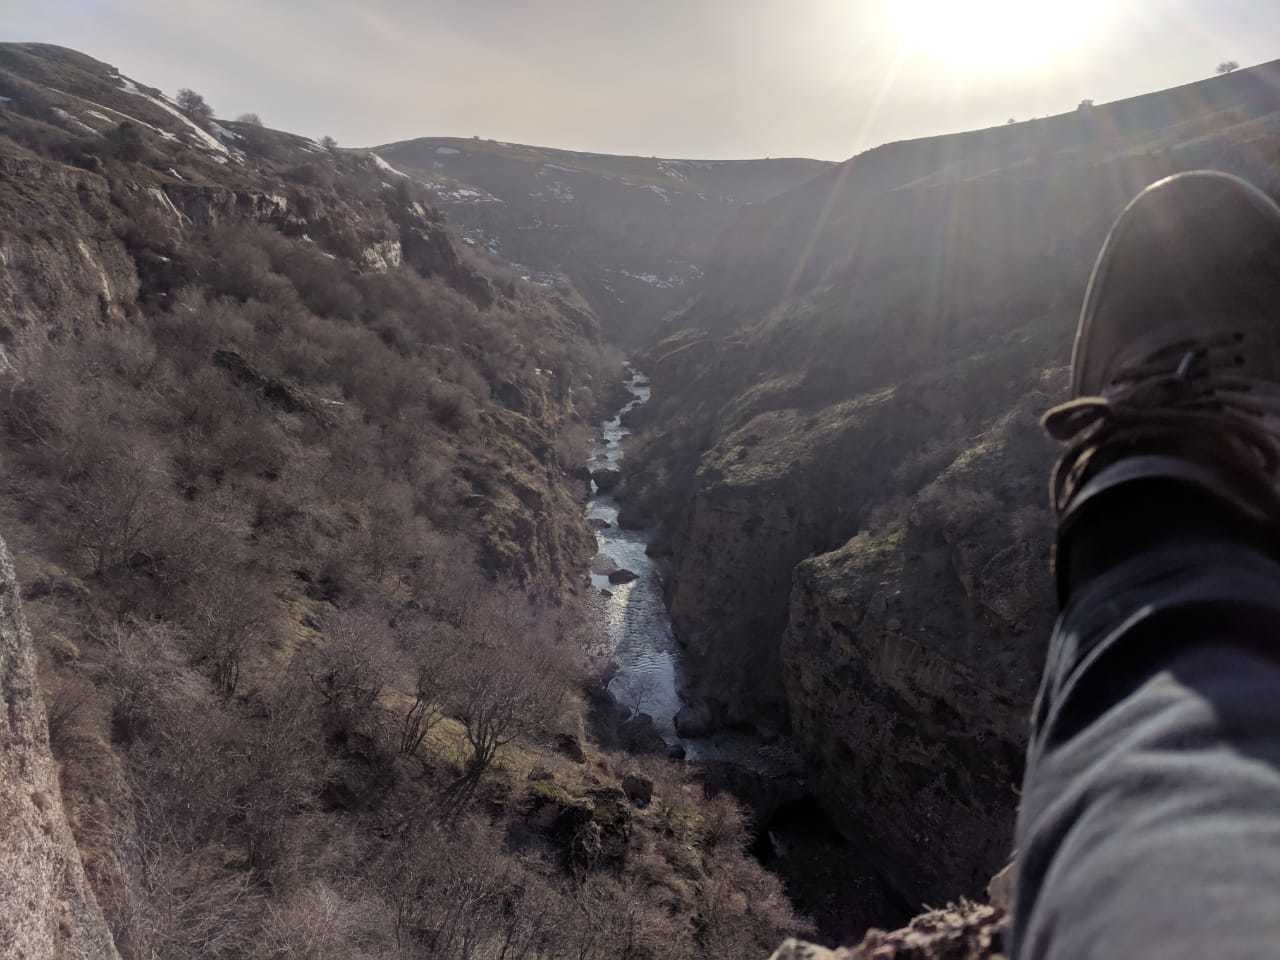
left=1043, top=334, right=1280, bottom=515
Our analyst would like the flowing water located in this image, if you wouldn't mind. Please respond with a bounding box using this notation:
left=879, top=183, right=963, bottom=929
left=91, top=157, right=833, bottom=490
left=585, top=371, right=803, bottom=768
left=585, top=371, right=685, bottom=739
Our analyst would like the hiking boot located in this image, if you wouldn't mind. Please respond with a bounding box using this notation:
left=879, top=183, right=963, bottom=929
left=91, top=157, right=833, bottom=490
left=1044, top=171, right=1280, bottom=600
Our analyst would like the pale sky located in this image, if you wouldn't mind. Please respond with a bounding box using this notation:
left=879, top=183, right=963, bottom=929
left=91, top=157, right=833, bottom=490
left=5, top=1, right=1278, bottom=160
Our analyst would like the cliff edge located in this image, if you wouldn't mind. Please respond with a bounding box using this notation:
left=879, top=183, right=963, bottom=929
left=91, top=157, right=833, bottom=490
left=1, top=530, right=119, bottom=958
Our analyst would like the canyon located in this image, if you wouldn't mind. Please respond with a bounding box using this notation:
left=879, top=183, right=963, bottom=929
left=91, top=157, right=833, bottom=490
left=3, top=38, right=1280, bottom=960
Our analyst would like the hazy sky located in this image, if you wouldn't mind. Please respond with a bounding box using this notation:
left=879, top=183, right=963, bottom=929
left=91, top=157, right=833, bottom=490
left=6, top=1, right=1277, bottom=160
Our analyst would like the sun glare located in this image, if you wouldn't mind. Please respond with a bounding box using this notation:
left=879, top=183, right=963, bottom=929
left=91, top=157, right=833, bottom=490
left=887, top=0, right=1109, bottom=76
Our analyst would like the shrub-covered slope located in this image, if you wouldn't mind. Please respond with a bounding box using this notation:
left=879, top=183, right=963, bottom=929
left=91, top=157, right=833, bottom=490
left=0, top=43, right=804, bottom=960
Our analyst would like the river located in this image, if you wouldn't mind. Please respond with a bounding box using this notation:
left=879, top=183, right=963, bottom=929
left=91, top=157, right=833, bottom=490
left=585, top=370, right=685, bottom=738
left=585, top=369, right=804, bottom=768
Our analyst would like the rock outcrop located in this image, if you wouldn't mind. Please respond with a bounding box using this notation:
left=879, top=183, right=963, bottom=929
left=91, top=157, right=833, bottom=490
left=1, top=532, right=119, bottom=959
left=783, top=385, right=1059, bottom=905
left=769, top=901, right=1006, bottom=960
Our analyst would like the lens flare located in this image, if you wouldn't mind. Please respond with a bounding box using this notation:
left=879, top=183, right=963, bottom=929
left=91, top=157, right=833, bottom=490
left=885, top=0, right=1112, bottom=76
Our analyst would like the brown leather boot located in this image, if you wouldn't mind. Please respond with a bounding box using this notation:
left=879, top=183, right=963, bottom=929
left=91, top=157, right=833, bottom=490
left=1044, top=171, right=1280, bottom=602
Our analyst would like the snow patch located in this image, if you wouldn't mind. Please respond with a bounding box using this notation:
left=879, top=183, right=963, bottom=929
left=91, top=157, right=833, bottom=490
left=614, top=268, right=682, bottom=289
left=371, top=153, right=408, bottom=178
left=148, top=187, right=189, bottom=225
left=546, top=181, right=574, bottom=202
left=0, top=96, right=12, bottom=104
left=210, top=121, right=242, bottom=141
left=167, top=167, right=185, bottom=180
left=432, top=184, right=503, bottom=204
left=642, top=184, right=671, bottom=203
left=115, top=74, right=232, bottom=156
left=53, top=107, right=100, bottom=136
left=435, top=146, right=461, bottom=155
left=76, top=240, right=113, bottom=302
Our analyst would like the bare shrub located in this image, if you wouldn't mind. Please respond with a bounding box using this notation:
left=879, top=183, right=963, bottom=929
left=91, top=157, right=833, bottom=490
left=255, top=883, right=393, bottom=960
left=382, top=817, right=565, bottom=960
left=175, top=88, right=214, bottom=123
left=699, top=790, right=750, bottom=852
left=399, top=628, right=460, bottom=760
left=123, top=840, right=263, bottom=960
left=183, top=566, right=278, bottom=698
left=305, top=609, right=398, bottom=741
left=236, top=688, right=331, bottom=872
left=43, top=672, right=94, bottom=756
left=450, top=594, right=571, bottom=786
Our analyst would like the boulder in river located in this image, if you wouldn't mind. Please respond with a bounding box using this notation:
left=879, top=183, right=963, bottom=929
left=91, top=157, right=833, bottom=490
left=591, top=468, right=623, bottom=492
left=608, top=568, right=639, bottom=585
left=591, top=555, right=619, bottom=576
left=674, top=700, right=721, bottom=738
left=588, top=517, right=612, bottom=530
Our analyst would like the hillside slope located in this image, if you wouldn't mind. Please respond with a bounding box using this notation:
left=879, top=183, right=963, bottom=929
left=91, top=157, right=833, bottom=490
left=622, top=58, right=1280, bottom=915
left=0, top=43, right=809, bottom=960
left=373, top=136, right=831, bottom=342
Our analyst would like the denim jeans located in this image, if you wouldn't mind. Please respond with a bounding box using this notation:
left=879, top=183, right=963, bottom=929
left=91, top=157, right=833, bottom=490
left=1013, top=537, right=1280, bottom=958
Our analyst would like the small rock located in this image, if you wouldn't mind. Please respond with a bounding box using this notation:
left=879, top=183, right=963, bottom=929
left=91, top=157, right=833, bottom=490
left=591, top=468, right=623, bottom=492
left=21, top=574, right=89, bottom=602
left=608, top=568, right=639, bottom=585
left=600, top=589, right=613, bottom=598
left=618, top=714, right=666, bottom=755
left=556, top=733, right=587, bottom=763
left=622, top=773, right=654, bottom=807
left=528, top=767, right=554, bottom=782
left=588, top=518, right=612, bottom=530
left=674, top=701, right=718, bottom=738
left=987, top=860, right=1017, bottom=912
left=591, top=555, right=620, bottom=576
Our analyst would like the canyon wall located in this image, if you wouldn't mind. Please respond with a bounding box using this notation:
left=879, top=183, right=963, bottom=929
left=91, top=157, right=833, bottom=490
left=625, top=59, right=1280, bottom=908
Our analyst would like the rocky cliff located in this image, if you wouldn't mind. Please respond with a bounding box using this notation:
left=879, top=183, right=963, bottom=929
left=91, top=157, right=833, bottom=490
left=373, top=137, right=831, bottom=343
left=1, top=531, right=119, bottom=959
left=623, top=58, right=1280, bottom=919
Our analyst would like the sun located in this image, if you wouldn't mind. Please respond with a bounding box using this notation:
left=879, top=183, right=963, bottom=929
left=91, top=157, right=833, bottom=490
left=885, top=0, right=1108, bottom=76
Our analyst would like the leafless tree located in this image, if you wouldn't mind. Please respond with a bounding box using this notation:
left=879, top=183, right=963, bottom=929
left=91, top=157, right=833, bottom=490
left=399, top=632, right=459, bottom=759
left=184, top=568, right=276, bottom=699
left=305, top=610, right=396, bottom=738
left=176, top=88, right=214, bottom=123
left=1217, top=60, right=1240, bottom=75
left=450, top=595, right=569, bottom=791
left=235, top=112, right=263, bottom=126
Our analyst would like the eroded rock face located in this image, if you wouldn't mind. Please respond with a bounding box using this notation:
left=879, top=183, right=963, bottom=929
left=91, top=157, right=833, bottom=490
left=769, top=901, right=1006, bottom=960
left=782, top=384, right=1060, bottom=907
left=0, top=532, right=120, bottom=959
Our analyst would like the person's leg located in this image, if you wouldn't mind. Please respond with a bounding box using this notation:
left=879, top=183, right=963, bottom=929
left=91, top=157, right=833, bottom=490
left=1012, top=172, right=1280, bottom=959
